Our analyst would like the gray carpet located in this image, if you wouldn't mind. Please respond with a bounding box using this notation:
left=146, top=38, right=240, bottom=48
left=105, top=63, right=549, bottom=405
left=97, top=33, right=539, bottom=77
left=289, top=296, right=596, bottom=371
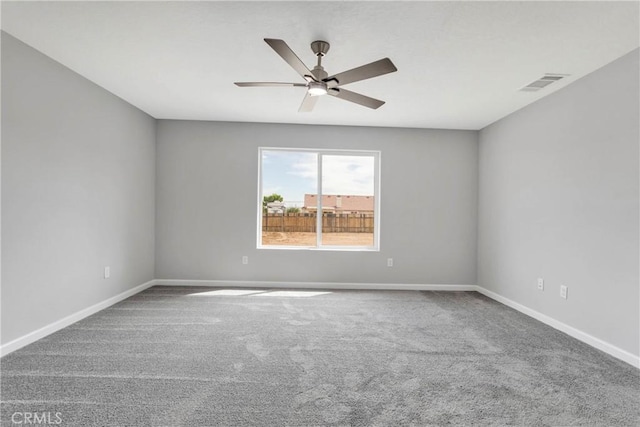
left=1, top=286, right=638, bottom=426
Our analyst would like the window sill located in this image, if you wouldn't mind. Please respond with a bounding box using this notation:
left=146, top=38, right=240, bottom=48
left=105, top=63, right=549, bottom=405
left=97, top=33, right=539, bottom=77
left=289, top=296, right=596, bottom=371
left=257, top=245, right=380, bottom=252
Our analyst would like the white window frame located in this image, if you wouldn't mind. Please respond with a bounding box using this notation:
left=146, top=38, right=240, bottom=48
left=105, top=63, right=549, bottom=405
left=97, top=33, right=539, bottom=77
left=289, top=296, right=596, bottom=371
left=257, top=147, right=381, bottom=251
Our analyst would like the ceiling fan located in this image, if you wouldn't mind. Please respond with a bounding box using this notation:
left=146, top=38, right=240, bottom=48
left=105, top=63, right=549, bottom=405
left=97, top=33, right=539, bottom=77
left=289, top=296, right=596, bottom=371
left=235, top=38, right=397, bottom=112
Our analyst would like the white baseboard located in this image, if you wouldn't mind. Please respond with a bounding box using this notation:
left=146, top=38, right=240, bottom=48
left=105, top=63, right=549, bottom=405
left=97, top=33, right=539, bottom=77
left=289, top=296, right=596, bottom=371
left=0, top=280, right=156, bottom=357
left=154, top=279, right=477, bottom=292
left=475, top=286, right=639, bottom=369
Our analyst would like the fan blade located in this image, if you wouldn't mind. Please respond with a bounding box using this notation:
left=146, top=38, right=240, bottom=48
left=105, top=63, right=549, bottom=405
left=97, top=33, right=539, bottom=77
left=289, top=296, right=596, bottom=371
left=298, top=92, right=318, bottom=112
left=327, top=88, right=385, bottom=109
left=324, top=58, right=397, bottom=87
left=264, top=38, right=316, bottom=82
left=235, top=82, right=307, bottom=87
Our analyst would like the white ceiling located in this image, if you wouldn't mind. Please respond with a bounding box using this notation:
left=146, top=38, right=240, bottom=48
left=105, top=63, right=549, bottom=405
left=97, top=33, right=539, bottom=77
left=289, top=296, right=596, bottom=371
left=2, top=1, right=638, bottom=130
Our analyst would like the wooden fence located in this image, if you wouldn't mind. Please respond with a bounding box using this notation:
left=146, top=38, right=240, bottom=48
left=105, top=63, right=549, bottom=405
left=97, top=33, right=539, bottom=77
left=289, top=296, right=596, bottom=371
left=262, top=213, right=374, bottom=233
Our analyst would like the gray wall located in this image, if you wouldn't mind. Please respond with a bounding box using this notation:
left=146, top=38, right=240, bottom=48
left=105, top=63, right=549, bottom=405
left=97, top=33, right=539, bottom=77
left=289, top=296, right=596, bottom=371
left=478, top=49, right=639, bottom=356
left=1, top=33, right=156, bottom=345
left=156, top=121, right=478, bottom=285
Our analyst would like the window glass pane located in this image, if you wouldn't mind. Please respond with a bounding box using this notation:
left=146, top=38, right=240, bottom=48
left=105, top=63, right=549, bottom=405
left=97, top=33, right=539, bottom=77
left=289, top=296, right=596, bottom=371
left=261, top=150, right=317, bottom=246
left=259, top=148, right=379, bottom=250
left=320, top=155, right=375, bottom=247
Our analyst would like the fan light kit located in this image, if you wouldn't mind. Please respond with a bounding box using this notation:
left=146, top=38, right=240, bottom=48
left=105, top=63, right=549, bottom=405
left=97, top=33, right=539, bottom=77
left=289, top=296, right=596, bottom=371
left=235, top=38, right=398, bottom=112
left=307, top=81, right=327, bottom=96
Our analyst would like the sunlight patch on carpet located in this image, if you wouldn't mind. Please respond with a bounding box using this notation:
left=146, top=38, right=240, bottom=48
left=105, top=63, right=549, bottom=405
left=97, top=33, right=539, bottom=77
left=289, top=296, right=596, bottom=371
left=187, top=289, right=264, bottom=297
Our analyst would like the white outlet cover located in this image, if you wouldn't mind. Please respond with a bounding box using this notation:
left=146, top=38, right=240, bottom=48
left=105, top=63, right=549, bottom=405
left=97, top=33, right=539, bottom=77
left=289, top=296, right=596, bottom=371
left=387, top=258, right=393, bottom=267
left=537, top=278, right=544, bottom=290
left=560, top=285, right=568, bottom=299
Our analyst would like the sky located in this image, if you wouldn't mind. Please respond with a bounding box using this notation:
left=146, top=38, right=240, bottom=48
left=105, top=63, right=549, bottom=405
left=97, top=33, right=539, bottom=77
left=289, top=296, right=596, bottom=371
left=262, top=150, right=375, bottom=207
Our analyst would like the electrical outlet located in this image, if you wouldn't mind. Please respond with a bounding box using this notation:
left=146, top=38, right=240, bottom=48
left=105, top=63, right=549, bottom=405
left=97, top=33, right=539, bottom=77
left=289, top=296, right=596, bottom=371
left=242, top=256, right=249, bottom=265
left=387, top=258, right=393, bottom=267
left=104, top=266, right=110, bottom=279
left=560, top=285, right=568, bottom=299
left=537, top=278, right=544, bottom=291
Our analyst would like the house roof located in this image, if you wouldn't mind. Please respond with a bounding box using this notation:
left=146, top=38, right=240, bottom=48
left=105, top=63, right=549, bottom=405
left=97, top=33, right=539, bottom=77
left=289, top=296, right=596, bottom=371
left=304, top=194, right=374, bottom=212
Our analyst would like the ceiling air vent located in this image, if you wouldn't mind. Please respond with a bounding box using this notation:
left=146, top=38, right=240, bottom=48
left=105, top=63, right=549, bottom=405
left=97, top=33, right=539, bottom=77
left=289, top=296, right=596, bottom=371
left=520, top=74, right=568, bottom=92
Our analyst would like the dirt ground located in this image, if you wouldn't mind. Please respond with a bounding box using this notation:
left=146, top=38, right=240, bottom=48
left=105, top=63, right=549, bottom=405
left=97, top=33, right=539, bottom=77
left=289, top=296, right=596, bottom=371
left=262, top=232, right=374, bottom=247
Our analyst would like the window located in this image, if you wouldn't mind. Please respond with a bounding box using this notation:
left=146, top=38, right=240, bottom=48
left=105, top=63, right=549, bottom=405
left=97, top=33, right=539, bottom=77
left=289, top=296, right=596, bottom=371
left=258, top=148, right=380, bottom=250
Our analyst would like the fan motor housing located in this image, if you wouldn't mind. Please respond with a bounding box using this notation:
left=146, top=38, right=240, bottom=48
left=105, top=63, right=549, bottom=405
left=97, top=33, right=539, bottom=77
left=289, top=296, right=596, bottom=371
left=312, top=65, right=328, bottom=80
